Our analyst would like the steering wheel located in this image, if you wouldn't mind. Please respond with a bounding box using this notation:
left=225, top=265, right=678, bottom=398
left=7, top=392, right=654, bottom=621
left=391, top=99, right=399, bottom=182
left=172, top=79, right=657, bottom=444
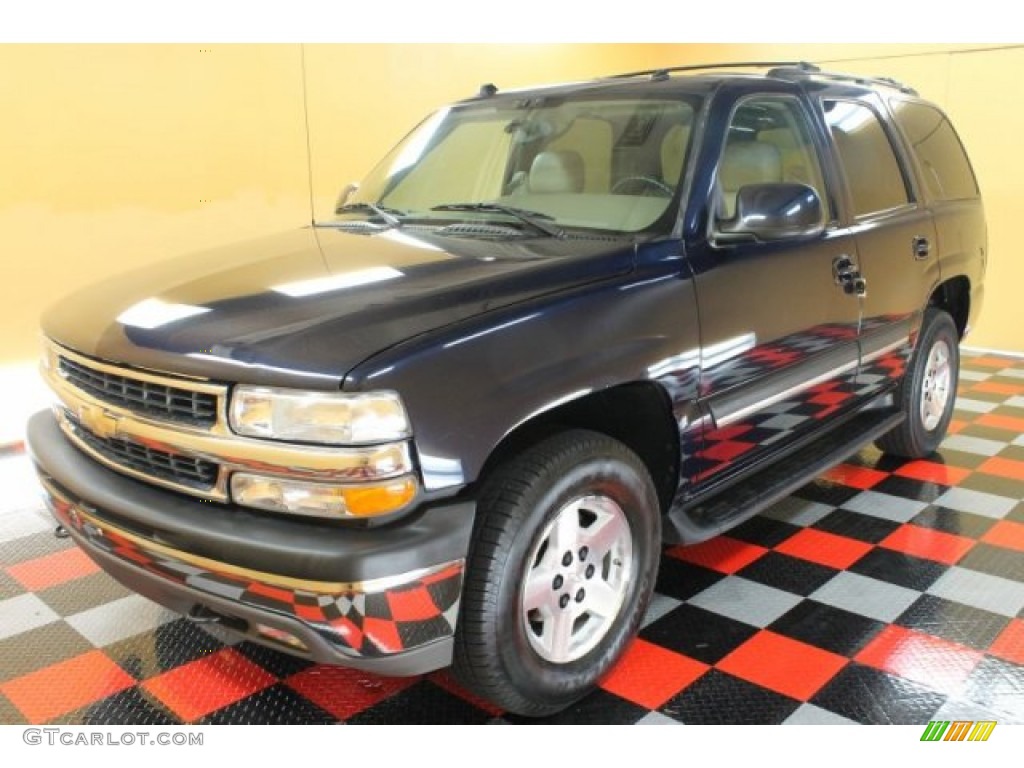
left=611, top=176, right=674, bottom=197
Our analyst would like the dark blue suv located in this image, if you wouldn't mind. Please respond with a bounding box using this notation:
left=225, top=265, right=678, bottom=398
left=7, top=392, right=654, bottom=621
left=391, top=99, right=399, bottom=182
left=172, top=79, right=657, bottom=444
left=28, top=62, right=985, bottom=715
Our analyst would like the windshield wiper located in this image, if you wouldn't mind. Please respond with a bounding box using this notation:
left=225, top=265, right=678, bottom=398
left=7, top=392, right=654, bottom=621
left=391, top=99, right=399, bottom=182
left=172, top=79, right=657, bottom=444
left=431, top=202, right=564, bottom=238
left=337, top=202, right=404, bottom=229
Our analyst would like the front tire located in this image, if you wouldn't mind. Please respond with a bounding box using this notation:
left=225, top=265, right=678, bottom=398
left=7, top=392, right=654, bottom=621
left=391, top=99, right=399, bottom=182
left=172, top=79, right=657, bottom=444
left=876, top=308, right=960, bottom=458
left=453, top=429, right=661, bottom=717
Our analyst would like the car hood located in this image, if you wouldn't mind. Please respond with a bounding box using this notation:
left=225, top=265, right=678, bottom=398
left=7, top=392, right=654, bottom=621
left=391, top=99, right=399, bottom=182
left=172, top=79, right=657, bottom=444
left=42, top=226, right=635, bottom=388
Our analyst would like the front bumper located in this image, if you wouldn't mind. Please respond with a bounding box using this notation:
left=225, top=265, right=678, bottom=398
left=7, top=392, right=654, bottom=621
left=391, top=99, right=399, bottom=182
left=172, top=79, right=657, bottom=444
left=27, top=410, right=475, bottom=675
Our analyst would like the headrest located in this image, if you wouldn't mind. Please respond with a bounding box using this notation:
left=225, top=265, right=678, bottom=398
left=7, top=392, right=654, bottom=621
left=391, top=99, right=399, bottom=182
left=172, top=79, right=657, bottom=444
left=529, top=150, right=584, bottom=194
left=720, top=141, right=783, bottom=192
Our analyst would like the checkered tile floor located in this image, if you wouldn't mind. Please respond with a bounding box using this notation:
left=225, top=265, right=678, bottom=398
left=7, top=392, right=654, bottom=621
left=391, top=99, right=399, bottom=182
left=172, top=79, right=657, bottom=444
left=1, top=350, right=1022, bottom=725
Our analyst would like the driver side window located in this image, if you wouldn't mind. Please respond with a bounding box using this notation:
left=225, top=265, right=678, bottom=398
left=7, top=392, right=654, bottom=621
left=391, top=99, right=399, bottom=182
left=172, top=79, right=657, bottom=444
left=716, top=97, right=828, bottom=222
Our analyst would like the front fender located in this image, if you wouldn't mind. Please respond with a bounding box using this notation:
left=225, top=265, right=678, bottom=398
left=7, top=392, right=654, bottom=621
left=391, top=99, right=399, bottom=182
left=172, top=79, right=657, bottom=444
left=345, top=253, right=700, bottom=491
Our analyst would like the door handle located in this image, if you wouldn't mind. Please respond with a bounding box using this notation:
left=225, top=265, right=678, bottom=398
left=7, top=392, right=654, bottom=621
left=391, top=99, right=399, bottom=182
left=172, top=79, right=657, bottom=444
left=833, top=255, right=867, bottom=297
left=913, top=235, right=931, bottom=260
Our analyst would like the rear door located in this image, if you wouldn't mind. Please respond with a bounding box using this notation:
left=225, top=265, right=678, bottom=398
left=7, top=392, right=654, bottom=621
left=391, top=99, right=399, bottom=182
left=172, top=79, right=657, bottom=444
left=821, top=96, right=940, bottom=396
left=685, top=91, right=863, bottom=488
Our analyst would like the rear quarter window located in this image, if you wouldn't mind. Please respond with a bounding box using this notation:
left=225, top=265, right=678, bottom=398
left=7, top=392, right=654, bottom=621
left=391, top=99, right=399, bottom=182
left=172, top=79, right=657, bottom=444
left=890, top=100, right=979, bottom=202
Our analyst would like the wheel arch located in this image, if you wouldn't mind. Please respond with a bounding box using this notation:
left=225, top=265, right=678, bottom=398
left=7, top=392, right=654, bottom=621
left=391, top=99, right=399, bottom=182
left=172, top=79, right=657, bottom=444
left=929, top=275, right=970, bottom=339
left=476, top=381, right=681, bottom=514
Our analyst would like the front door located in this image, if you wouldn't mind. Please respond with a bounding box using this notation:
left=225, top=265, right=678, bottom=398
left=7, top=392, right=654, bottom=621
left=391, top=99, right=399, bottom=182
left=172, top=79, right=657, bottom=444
left=686, top=93, right=863, bottom=490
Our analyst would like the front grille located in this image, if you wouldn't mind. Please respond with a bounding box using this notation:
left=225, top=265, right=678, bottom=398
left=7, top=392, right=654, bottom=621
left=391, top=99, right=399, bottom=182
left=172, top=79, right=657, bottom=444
left=67, top=414, right=219, bottom=491
left=59, top=356, right=218, bottom=427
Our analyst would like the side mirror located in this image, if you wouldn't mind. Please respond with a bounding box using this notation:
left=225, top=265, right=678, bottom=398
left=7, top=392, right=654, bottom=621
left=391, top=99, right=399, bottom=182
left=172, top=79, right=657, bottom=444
left=334, top=182, right=360, bottom=213
left=716, top=182, right=825, bottom=244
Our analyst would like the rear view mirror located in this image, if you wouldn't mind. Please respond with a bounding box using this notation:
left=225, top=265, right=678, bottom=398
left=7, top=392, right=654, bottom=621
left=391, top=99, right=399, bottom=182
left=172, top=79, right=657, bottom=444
left=334, top=182, right=360, bottom=213
left=716, top=183, right=825, bottom=244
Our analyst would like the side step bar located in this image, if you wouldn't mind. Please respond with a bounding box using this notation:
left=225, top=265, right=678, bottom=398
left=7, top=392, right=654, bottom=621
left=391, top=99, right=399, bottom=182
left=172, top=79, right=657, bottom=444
left=664, top=408, right=904, bottom=545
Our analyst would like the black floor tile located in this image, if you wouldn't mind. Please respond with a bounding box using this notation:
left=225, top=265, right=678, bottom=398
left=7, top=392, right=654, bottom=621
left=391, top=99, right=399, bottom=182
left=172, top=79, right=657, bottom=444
left=958, top=543, right=1024, bottom=583
left=910, top=507, right=996, bottom=539
left=737, top=552, right=839, bottom=596
left=106, top=619, right=226, bottom=680
left=727, top=516, right=802, bottom=549
left=200, top=683, right=337, bottom=725
left=896, top=594, right=1010, bottom=651
left=0, top=528, right=72, bottom=566
left=506, top=688, right=648, bottom=725
left=659, top=669, right=800, bottom=724
left=812, top=508, right=901, bottom=544
left=66, top=687, right=181, bottom=726
left=872, top=476, right=950, bottom=504
left=0, top=691, right=27, bottom=724
left=0, top=570, right=24, bottom=600
left=996, top=444, right=1024, bottom=462
left=640, top=603, right=758, bottom=665
left=233, top=641, right=315, bottom=679
left=769, top=600, right=886, bottom=657
left=959, top=473, right=1024, bottom=502
left=653, top=557, right=726, bottom=602
left=0, top=621, right=94, bottom=683
left=810, top=663, right=946, bottom=724
left=37, top=571, right=134, bottom=616
left=793, top=478, right=861, bottom=508
left=958, top=424, right=1022, bottom=442
left=1008, top=502, right=1024, bottom=525
left=844, top=446, right=903, bottom=472
left=347, top=680, right=497, bottom=725
left=930, top=448, right=988, bottom=470
left=849, top=547, right=949, bottom=591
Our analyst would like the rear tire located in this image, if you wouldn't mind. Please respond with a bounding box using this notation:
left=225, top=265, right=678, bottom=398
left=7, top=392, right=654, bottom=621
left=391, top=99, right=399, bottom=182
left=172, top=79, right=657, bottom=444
left=453, top=429, right=661, bottom=717
left=875, top=308, right=959, bottom=458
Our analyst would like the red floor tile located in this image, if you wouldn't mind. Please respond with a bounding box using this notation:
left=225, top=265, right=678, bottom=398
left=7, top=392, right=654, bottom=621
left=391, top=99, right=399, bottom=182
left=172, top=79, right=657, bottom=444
left=894, top=460, right=971, bottom=486
left=977, top=413, right=1024, bottom=434
left=774, top=528, right=874, bottom=570
left=968, top=356, right=1014, bottom=369
left=0, top=650, right=134, bottom=723
left=6, top=547, right=100, bottom=592
left=822, top=464, right=889, bottom=490
left=980, top=520, right=1024, bottom=553
left=971, top=380, right=1024, bottom=396
left=143, top=648, right=275, bottom=722
left=855, top=625, right=983, bottom=692
left=978, top=456, right=1024, bottom=482
left=880, top=525, right=974, bottom=565
left=988, top=619, right=1024, bottom=666
left=716, top=630, right=847, bottom=701
left=667, top=536, right=768, bottom=574
left=285, top=664, right=418, bottom=721
left=601, top=638, right=709, bottom=709
left=946, top=418, right=968, bottom=435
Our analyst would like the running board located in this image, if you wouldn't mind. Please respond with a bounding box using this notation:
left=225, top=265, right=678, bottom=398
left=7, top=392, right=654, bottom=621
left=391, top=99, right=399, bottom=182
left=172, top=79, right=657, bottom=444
left=664, top=409, right=904, bottom=545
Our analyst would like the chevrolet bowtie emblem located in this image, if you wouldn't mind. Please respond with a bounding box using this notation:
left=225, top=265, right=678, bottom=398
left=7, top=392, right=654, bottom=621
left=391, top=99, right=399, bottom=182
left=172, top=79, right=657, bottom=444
left=78, top=404, right=120, bottom=440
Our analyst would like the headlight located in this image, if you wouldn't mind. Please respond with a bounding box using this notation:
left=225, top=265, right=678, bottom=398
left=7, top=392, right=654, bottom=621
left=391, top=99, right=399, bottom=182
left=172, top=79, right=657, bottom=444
left=229, top=386, right=410, bottom=445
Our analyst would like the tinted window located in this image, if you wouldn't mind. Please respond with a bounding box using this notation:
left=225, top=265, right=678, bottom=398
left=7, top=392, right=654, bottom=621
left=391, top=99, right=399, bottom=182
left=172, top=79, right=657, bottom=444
left=716, top=97, right=828, bottom=221
left=824, top=100, right=909, bottom=217
left=890, top=100, right=978, bottom=201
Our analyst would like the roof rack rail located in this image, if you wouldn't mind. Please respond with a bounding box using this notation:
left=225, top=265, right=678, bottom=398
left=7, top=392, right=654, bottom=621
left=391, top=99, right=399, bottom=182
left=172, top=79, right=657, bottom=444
left=608, top=61, right=820, bottom=81
left=766, top=65, right=919, bottom=96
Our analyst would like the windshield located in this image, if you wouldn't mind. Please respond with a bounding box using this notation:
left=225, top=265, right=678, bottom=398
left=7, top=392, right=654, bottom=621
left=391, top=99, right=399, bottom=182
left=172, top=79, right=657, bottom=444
left=347, top=94, right=699, bottom=235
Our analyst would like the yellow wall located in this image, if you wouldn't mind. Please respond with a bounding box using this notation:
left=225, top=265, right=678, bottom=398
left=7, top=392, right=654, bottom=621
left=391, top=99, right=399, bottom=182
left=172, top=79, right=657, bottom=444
left=1, top=43, right=1021, bottom=364
left=656, top=43, right=1024, bottom=352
